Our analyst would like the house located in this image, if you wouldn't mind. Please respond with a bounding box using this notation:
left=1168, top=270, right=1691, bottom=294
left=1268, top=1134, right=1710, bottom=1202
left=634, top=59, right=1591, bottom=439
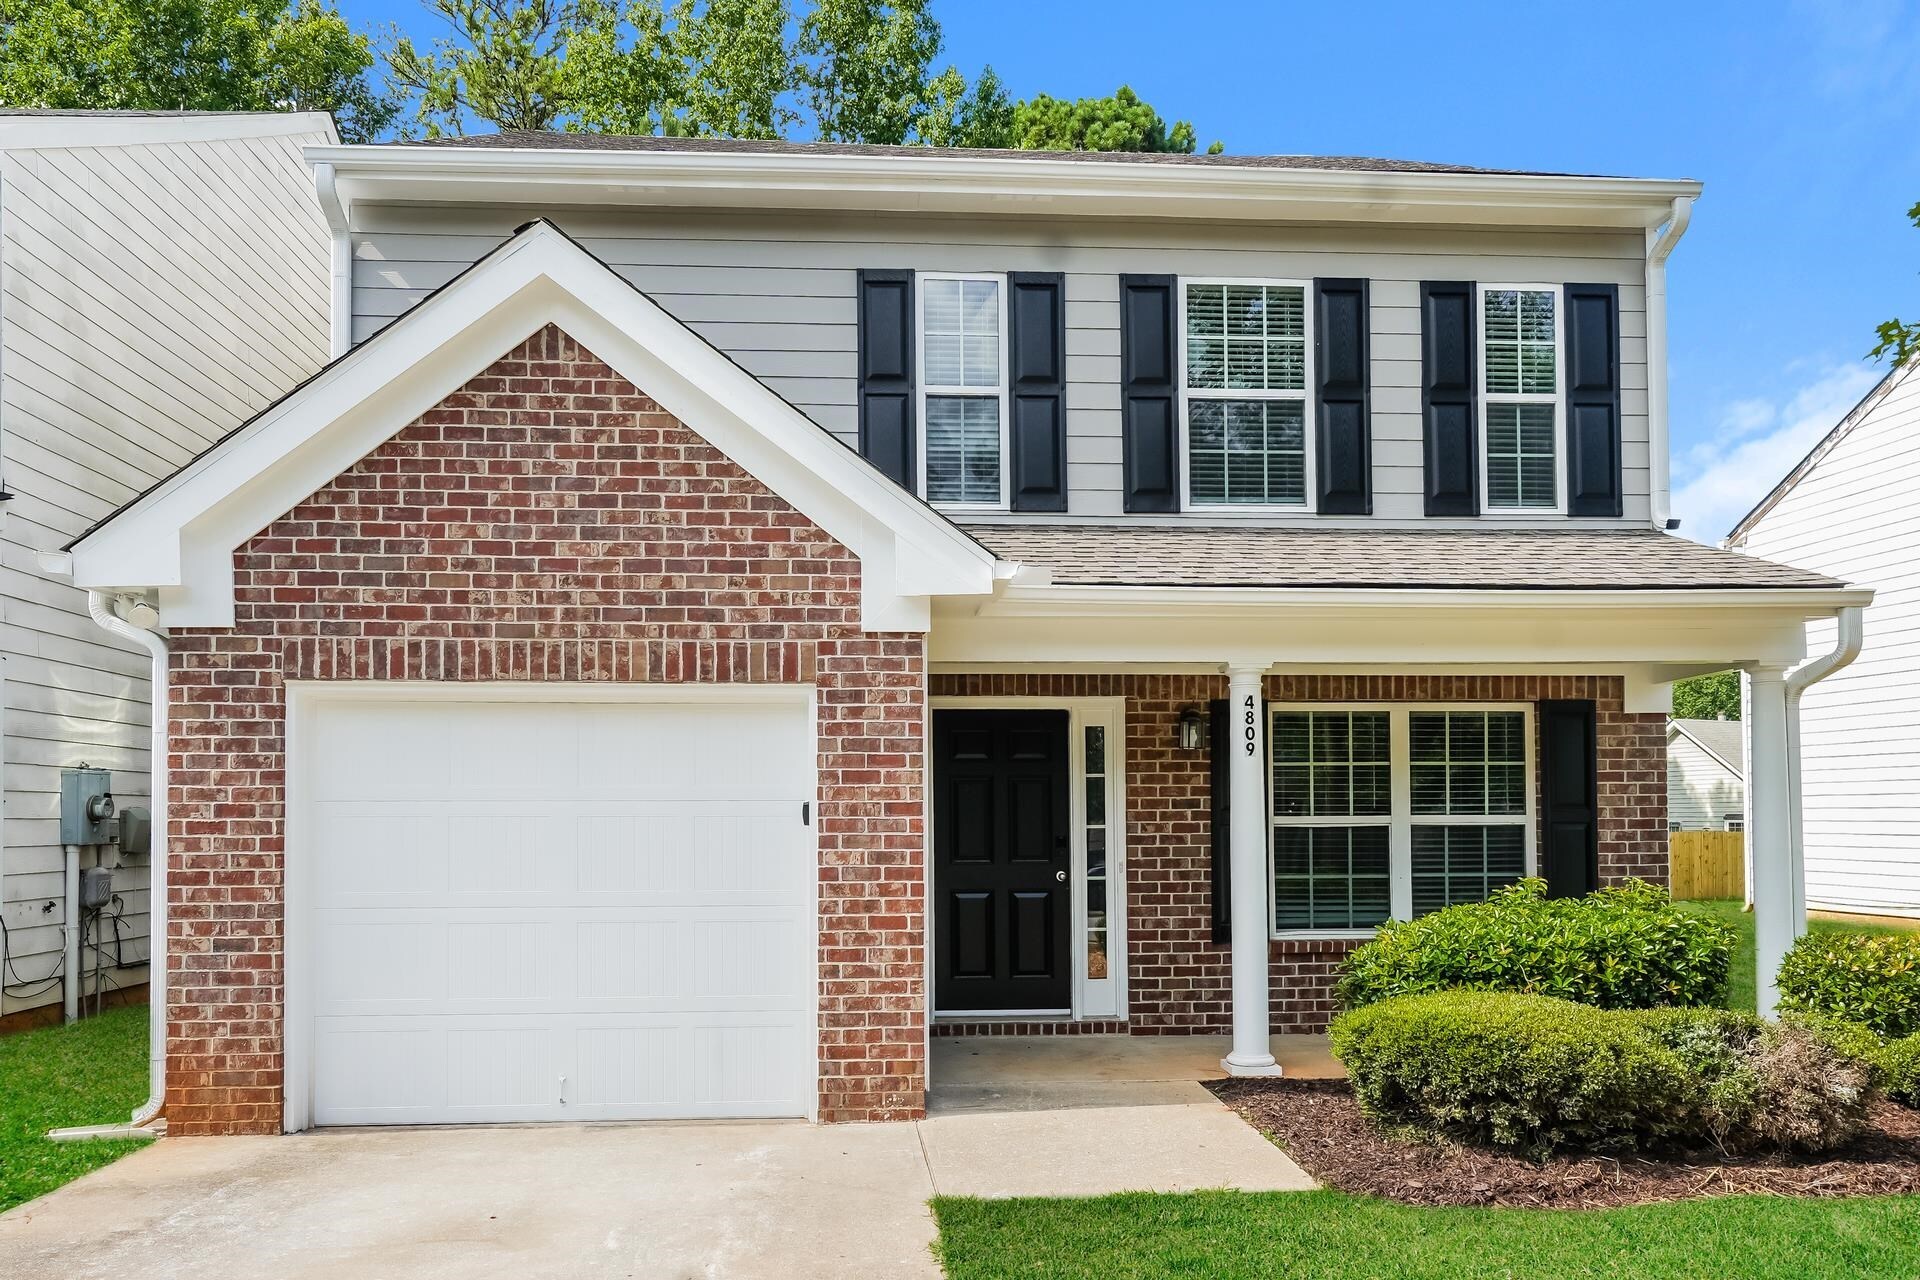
left=1728, top=357, right=1920, bottom=921
left=0, top=111, right=337, bottom=1032
left=59, top=133, right=1866, bottom=1136
left=1667, top=718, right=1744, bottom=831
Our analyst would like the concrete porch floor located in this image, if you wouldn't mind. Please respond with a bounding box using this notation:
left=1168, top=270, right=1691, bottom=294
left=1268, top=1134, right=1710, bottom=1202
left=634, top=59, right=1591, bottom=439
left=929, top=1032, right=1343, bottom=1115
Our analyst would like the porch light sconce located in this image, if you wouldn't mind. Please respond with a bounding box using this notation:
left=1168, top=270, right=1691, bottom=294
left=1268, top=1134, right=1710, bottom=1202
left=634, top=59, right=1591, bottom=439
left=1176, top=704, right=1207, bottom=752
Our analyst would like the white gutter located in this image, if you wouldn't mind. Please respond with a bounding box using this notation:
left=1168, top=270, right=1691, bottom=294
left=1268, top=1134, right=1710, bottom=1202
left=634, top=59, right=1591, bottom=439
left=977, top=582, right=1873, bottom=617
left=1783, top=605, right=1866, bottom=927
left=313, top=162, right=352, bottom=358
left=84, top=591, right=169, bottom=1128
left=1645, top=195, right=1694, bottom=529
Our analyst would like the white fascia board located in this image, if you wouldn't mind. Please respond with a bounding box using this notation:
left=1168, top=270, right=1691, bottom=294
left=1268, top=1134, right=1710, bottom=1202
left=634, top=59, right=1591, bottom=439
left=71, top=222, right=993, bottom=629
left=309, top=145, right=1701, bottom=230
left=0, top=111, right=338, bottom=151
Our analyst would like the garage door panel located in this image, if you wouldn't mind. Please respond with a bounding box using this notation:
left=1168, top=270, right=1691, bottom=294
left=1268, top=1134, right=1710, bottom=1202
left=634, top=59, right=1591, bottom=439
left=300, top=694, right=815, bottom=1126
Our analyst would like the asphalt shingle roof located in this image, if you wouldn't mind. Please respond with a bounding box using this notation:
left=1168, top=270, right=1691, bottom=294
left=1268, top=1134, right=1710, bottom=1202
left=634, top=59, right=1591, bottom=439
left=391, top=130, right=1614, bottom=177
left=1672, top=718, right=1744, bottom=769
left=967, top=525, right=1846, bottom=591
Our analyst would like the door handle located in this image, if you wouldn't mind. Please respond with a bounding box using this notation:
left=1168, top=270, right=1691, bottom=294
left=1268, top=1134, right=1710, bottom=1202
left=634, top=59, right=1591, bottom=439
left=1055, top=870, right=1067, bottom=883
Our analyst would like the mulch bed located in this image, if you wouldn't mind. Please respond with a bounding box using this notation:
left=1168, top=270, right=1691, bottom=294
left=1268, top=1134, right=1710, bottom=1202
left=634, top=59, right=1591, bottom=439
left=1208, top=1077, right=1920, bottom=1208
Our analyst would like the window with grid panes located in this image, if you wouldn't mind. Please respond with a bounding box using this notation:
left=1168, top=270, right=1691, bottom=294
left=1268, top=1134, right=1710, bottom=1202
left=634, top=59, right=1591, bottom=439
left=1481, top=287, right=1560, bottom=510
left=920, top=275, right=1005, bottom=506
left=1270, top=711, right=1392, bottom=930
left=1409, top=711, right=1529, bottom=914
left=1183, top=281, right=1309, bottom=506
left=1267, top=707, right=1534, bottom=936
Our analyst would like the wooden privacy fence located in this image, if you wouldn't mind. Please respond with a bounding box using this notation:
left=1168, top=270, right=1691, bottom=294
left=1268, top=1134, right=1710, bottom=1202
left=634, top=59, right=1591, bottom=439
left=1670, top=830, right=1745, bottom=900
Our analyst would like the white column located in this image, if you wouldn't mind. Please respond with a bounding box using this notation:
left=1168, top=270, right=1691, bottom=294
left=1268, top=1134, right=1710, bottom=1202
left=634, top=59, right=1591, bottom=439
left=1223, top=664, right=1281, bottom=1076
left=1748, top=665, right=1795, bottom=1017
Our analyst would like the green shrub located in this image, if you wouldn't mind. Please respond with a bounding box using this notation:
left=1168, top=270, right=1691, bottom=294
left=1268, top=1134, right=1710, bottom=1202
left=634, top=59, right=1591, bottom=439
left=1882, top=1034, right=1920, bottom=1106
left=1335, top=879, right=1734, bottom=1011
left=1331, top=991, right=1872, bottom=1158
left=1776, top=931, right=1920, bottom=1039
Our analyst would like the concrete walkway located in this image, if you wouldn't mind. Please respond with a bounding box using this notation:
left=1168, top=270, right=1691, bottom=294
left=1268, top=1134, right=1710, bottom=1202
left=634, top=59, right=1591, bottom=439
left=0, top=1037, right=1315, bottom=1279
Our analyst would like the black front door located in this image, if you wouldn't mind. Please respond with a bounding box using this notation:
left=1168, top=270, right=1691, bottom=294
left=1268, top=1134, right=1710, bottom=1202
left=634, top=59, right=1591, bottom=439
left=933, top=709, right=1072, bottom=1012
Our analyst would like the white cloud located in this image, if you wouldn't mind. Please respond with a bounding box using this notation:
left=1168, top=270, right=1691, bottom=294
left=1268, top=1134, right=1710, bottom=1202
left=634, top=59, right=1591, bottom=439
left=1670, top=361, right=1884, bottom=543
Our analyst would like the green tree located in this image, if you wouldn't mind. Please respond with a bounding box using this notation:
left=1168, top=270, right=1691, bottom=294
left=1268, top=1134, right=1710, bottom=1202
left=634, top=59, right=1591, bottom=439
left=387, top=0, right=573, bottom=135
left=1010, top=84, right=1221, bottom=154
left=567, top=0, right=794, bottom=138
left=1673, top=670, right=1741, bottom=721
left=917, top=64, right=1013, bottom=148
left=0, top=0, right=395, bottom=142
left=1870, top=198, right=1920, bottom=366
left=794, top=0, right=939, bottom=144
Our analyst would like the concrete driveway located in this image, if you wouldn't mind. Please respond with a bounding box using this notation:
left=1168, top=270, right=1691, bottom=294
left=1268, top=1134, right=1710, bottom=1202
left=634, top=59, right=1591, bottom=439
left=0, top=1045, right=1311, bottom=1279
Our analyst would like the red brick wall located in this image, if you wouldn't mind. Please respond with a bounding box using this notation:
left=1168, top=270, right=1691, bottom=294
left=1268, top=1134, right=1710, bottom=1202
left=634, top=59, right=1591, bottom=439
left=165, top=325, right=926, bottom=1134
left=928, top=673, right=1666, bottom=1035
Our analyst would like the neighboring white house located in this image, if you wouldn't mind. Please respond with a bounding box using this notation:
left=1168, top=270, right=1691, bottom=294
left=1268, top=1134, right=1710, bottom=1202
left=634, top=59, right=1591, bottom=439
left=1728, top=356, right=1920, bottom=920
left=1667, top=718, right=1743, bottom=831
left=0, top=110, right=337, bottom=1025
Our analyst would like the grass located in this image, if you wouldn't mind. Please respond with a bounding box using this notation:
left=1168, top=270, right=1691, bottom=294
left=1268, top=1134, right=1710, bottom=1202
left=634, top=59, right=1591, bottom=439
left=1679, top=898, right=1916, bottom=1013
left=932, top=1190, right=1920, bottom=1279
left=0, top=1003, right=152, bottom=1214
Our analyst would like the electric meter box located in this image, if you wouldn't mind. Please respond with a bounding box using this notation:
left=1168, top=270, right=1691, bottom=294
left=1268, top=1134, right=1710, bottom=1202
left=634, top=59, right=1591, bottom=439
left=59, top=767, right=116, bottom=846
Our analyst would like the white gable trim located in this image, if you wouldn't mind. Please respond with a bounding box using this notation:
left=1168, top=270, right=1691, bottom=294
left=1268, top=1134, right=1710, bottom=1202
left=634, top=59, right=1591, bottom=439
left=68, top=221, right=997, bottom=631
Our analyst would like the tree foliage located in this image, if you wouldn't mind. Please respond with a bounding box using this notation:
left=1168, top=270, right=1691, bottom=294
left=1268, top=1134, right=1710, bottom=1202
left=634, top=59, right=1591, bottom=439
left=0, top=0, right=395, bottom=141
left=1010, top=84, right=1221, bottom=154
left=1672, top=670, right=1741, bottom=721
left=1870, top=199, right=1920, bottom=367
left=793, top=0, right=940, bottom=145
left=387, top=0, right=573, bottom=134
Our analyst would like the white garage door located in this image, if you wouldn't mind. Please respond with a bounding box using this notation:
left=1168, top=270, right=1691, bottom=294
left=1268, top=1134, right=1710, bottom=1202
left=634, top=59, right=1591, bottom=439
left=295, top=692, right=815, bottom=1126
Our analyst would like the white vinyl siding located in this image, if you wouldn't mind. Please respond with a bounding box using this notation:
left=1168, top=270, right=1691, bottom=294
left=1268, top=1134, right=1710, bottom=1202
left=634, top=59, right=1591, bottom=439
left=917, top=273, right=1007, bottom=508
left=1180, top=279, right=1312, bottom=509
left=348, top=207, right=1653, bottom=525
left=1667, top=731, right=1744, bottom=832
left=1479, top=285, right=1565, bottom=512
left=1731, top=359, right=1920, bottom=919
left=0, top=123, right=333, bottom=1018
left=1270, top=704, right=1535, bottom=937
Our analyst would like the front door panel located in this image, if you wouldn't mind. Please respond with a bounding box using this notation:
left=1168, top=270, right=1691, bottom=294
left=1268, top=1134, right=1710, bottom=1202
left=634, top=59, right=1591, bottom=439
left=934, top=710, right=1071, bottom=1011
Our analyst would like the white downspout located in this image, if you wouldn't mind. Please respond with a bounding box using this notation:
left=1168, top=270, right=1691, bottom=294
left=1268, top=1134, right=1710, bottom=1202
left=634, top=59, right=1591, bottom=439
left=1784, top=605, right=1866, bottom=931
left=314, top=162, right=352, bottom=359
left=1645, top=195, right=1694, bottom=530
left=86, top=591, right=169, bottom=1127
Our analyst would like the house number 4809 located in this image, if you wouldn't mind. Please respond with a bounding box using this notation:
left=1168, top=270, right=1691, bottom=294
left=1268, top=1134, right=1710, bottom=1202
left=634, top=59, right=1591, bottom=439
left=1243, top=695, right=1257, bottom=755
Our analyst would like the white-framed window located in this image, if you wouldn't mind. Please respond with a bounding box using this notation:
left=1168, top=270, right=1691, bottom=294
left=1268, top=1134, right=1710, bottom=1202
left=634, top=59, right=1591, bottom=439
left=1477, top=284, right=1564, bottom=513
left=1178, top=278, right=1314, bottom=509
left=1269, top=704, right=1535, bottom=937
left=917, top=272, right=1009, bottom=509
left=1723, top=814, right=1745, bottom=833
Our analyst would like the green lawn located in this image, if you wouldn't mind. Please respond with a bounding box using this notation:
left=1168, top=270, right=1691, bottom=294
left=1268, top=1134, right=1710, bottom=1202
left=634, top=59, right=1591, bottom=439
left=1679, top=898, right=1916, bottom=1014
left=933, top=1189, right=1920, bottom=1279
left=0, top=1004, right=152, bottom=1213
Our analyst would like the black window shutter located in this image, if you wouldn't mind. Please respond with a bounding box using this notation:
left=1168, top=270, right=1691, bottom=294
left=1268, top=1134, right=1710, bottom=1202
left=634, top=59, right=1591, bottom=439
left=1538, top=699, right=1599, bottom=898
left=1120, top=274, right=1179, bottom=513
left=857, top=269, right=915, bottom=489
left=1564, top=283, right=1623, bottom=517
left=1420, top=281, right=1478, bottom=516
left=1007, top=272, right=1068, bottom=512
left=1314, top=278, right=1372, bottom=514
left=1208, top=697, right=1232, bottom=944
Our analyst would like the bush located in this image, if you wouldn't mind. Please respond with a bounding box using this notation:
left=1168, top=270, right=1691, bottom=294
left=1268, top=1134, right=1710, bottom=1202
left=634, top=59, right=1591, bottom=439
left=1776, top=931, right=1920, bottom=1039
left=1331, top=991, right=1872, bottom=1158
left=1882, top=1034, right=1920, bottom=1106
left=1335, top=879, right=1734, bottom=1011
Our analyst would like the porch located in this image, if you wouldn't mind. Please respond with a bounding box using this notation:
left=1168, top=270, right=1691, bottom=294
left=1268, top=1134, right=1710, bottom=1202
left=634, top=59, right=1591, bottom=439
left=929, top=1033, right=1343, bottom=1116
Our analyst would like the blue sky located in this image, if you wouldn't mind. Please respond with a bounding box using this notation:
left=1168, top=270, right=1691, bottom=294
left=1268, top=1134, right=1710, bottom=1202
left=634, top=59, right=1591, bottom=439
left=343, top=0, right=1920, bottom=540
